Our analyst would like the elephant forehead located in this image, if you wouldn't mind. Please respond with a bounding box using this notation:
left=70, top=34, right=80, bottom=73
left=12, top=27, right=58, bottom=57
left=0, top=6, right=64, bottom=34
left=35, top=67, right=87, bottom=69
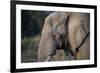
left=46, top=12, right=68, bottom=25
left=47, top=12, right=68, bottom=20
left=46, top=12, right=68, bottom=34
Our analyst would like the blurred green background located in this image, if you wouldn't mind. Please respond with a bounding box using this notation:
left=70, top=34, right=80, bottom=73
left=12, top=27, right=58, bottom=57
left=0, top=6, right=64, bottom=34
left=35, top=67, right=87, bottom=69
left=21, top=10, right=51, bottom=63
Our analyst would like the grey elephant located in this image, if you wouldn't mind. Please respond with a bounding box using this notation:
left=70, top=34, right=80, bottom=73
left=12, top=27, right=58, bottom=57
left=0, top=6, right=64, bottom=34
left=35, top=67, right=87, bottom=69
left=38, top=12, right=90, bottom=62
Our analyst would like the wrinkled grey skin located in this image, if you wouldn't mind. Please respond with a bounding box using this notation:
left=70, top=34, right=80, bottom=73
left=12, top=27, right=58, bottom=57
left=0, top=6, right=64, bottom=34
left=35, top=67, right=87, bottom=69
left=38, top=12, right=90, bottom=62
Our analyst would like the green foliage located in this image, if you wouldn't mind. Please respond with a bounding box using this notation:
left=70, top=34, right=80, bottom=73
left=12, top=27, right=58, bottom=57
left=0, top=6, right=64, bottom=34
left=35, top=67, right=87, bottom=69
left=21, top=10, right=51, bottom=62
left=21, top=37, right=32, bottom=50
left=21, top=35, right=41, bottom=62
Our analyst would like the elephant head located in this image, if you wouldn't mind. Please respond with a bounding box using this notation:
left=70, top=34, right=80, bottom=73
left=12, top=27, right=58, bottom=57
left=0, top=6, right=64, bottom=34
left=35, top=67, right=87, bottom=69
left=38, top=12, right=69, bottom=62
left=38, top=12, right=90, bottom=62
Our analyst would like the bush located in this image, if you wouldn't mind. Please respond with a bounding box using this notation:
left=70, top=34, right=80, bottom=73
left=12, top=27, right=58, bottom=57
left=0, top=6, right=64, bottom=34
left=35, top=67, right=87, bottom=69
left=21, top=35, right=40, bottom=63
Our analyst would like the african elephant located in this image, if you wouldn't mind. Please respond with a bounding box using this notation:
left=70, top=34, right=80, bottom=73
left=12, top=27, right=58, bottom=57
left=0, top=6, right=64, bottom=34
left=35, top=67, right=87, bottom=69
left=38, top=12, right=90, bottom=62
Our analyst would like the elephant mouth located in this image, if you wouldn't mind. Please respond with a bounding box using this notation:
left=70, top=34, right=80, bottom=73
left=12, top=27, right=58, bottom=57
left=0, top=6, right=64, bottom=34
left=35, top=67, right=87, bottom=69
left=53, top=34, right=66, bottom=50
left=56, top=44, right=62, bottom=50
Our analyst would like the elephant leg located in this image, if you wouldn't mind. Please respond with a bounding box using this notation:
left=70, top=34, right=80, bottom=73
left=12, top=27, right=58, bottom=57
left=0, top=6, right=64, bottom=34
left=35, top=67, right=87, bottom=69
left=76, top=52, right=81, bottom=60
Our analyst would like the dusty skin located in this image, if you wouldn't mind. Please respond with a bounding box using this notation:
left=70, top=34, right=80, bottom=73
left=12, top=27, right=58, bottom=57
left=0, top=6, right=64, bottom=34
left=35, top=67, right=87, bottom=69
left=38, top=12, right=90, bottom=62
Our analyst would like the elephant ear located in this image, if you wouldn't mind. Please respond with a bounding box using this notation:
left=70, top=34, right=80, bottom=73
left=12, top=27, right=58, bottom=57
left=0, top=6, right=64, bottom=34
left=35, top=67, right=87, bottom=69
left=68, top=13, right=90, bottom=52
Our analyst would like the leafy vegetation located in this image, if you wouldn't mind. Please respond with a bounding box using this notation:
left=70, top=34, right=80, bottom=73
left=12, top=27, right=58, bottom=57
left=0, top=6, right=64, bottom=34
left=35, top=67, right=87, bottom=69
left=21, top=10, right=51, bottom=62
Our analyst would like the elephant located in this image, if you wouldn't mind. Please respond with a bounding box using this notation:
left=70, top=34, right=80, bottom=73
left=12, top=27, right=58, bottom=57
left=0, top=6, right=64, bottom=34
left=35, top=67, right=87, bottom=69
left=38, top=12, right=90, bottom=62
